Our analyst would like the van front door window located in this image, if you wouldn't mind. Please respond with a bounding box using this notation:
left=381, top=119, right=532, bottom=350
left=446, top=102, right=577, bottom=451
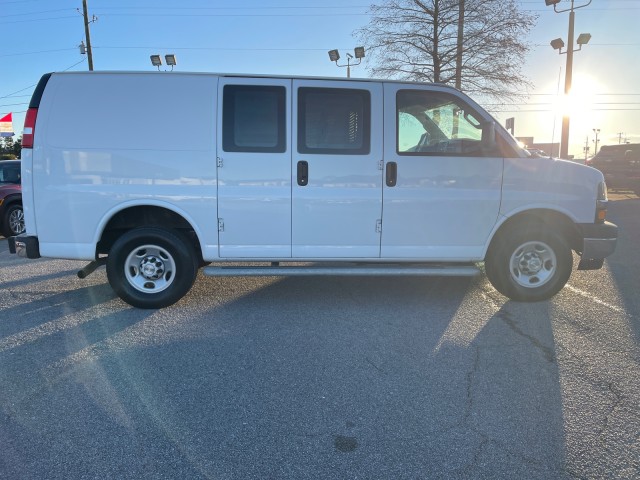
left=397, top=91, right=484, bottom=156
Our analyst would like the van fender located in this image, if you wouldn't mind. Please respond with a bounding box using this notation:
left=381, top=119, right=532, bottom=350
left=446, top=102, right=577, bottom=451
left=482, top=204, right=581, bottom=259
left=94, top=199, right=207, bottom=257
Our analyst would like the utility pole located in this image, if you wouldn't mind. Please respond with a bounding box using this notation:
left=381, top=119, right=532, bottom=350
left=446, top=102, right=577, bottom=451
left=82, top=0, right=95, bottom=71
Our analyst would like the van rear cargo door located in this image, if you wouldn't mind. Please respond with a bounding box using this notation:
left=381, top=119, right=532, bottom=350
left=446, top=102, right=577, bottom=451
left=216, top=78, right=292, bottom=258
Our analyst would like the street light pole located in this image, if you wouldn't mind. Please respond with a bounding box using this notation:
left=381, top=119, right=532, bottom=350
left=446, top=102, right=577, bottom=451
left=546, top=0, right=592, bottom=159
left=560, top=8, right=575, bottom=159
left=593, top=128, right=600, bottom=155
left=328, top=48, right=365, bottom=78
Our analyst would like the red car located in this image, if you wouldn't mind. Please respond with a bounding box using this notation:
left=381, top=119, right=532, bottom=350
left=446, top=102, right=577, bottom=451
left=0, top=160, right=24, bottom=237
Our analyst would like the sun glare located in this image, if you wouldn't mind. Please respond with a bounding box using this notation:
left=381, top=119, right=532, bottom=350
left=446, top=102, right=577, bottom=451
left=552, top=74, right=602, bottom=117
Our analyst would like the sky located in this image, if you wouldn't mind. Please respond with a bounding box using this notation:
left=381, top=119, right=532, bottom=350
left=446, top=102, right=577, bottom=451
left=1, top=0, right=639, bottom=159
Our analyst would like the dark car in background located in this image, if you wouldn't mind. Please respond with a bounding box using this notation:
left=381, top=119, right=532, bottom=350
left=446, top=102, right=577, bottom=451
left=587, top=144, right=640, bottom=195
left=0, top=160, right=24, bottom=237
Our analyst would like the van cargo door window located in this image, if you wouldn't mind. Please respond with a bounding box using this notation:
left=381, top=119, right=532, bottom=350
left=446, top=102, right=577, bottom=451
left=297, top=87, right=371, bottom=155
left=222, top=85, right=286, bottom=153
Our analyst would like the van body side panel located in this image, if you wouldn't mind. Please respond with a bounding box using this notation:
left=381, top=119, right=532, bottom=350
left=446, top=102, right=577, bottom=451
left=380, top=83, right=503, bottom=260
left=33, top=72, right=218, bottom=260
left=291, top=80, right=384, bottom=258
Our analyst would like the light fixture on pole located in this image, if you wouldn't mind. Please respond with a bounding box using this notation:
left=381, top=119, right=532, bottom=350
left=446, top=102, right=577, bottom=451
left=545, top=0, right=593, bottom=159
left=165, top=55, right=176, bottom=67
left=550, top=38, right=565, bottom=51
left=150, top=55, right=162, bottom=70
left=328, top=47, right=365, bottom=78
left=576, top=33, right=592, bottom=47
left=150, top=54, right=177, bottom=71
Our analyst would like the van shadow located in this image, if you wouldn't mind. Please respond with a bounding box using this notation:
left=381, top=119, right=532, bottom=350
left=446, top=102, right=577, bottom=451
left=2, top=274, right=569, bottom=479
left=0, top=281, right=154, bottom=416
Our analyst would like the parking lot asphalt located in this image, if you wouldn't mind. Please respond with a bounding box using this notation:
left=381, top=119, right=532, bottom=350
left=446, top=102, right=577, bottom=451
left=0, top=194, right=638, bottom=479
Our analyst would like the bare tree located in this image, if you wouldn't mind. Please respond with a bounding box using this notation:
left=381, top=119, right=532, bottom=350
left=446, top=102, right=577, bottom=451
left=355, top=0, right=537, bottom=102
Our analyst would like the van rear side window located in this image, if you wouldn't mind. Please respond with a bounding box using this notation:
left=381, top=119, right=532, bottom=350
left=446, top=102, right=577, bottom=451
left=297, top=88, right=370, bottom=155
left=223, top=85, right=286, bottom=153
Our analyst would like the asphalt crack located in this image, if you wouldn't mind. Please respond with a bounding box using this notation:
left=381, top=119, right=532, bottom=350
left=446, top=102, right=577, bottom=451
left=495, top=307, right=556, bottom=363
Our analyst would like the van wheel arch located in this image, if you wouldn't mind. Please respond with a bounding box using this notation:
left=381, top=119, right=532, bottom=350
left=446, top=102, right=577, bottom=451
left=98, top=206, right=205, bottom=266
left=488, top=210, right=581, bottom=255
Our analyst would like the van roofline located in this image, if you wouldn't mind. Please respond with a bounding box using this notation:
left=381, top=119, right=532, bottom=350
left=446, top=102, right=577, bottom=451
left=48, top=70, right=463, bottom=92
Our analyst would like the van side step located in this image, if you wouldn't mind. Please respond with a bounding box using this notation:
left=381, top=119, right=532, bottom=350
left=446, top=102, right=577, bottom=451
left=202, top=263, right=481, bottom=278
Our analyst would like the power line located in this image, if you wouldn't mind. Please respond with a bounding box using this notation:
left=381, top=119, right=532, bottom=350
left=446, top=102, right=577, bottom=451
left=2, top=8, right=72, bottom=17
left=94, top=5, right=370, bottom=10
left=0, top=58, right=86, bottom=103
left=0, top=102, right=29, bottom=107
left=0, top=84, right=37, bottom=100
left=0, top=0, right=48, bottom=4
left=0, top=48, right=77, bottom=58
left=0, top=15, right=77, bottom=25
left=94, top=12, right=368, bottom=17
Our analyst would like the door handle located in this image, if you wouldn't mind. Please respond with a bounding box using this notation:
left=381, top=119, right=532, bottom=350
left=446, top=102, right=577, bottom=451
left=297, top=161, right=309, bottom=186
left=386, top=161, right=397, bottom=187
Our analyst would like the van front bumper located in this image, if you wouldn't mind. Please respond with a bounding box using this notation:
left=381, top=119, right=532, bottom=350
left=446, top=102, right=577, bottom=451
left=8, top=235, right=41, bottom=259
left=576, top=221, right=618, bottom=270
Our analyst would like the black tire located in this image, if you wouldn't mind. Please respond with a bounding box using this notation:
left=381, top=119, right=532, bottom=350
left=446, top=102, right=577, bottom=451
left=106, top=227, right=198, bottom=309
left=2, top=203, right=25, bottom=237
left=485, top=223, right=573, bottom=302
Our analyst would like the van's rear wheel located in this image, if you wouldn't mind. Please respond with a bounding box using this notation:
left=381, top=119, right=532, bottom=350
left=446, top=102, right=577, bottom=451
left=485, top=223, right=572, bottom=302
left=107, top=227, right=198, bottom=308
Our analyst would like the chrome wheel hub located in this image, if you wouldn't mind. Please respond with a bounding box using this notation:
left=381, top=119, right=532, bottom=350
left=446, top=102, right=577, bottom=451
left=140, top=256, right=165, bottom=280
left=510, top=241, right=557, bottom=289
left=124, top=245, right=176, bottom=293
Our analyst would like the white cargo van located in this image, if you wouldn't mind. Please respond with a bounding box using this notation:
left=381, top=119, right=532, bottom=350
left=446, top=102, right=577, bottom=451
left=9, top=72, right=617, bottom=308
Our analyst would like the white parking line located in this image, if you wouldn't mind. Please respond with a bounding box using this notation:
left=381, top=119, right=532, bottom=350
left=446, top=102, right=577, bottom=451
left=565, top=284, right=627, bottom=314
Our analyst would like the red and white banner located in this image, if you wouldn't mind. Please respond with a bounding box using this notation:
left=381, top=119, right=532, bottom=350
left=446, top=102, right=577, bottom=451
left=0, top=113, right=15, bottom=137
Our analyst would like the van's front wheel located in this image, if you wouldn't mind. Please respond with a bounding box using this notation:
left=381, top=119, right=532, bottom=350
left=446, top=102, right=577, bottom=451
left=107, top=227, right=198, bottom=308
left=485, top=224, right=572, bottom=302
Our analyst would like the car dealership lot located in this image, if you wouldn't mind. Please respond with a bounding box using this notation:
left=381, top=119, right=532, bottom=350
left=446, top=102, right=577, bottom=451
left=1, top=193, right=638, bottom=479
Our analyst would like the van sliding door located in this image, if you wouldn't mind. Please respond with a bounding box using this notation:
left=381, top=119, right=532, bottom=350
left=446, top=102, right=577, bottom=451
left=291, top=80, right=384, bottom=258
